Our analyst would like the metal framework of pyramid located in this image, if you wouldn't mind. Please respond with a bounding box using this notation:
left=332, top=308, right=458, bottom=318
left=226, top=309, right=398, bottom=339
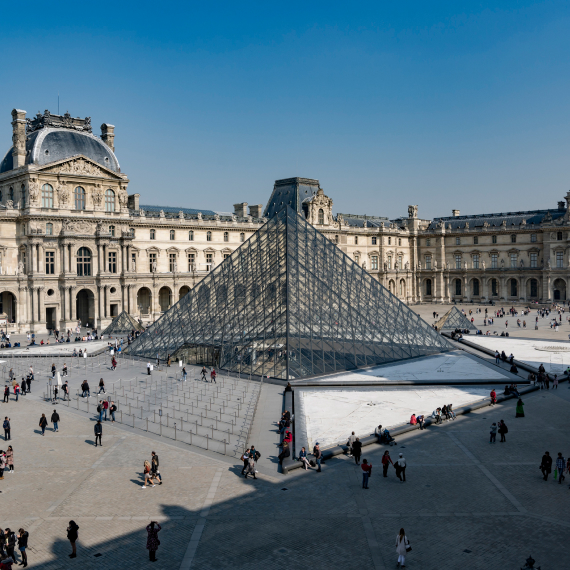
left=102, top=311, right=144, bottom=337
left=435, top=307, right=479, bottom=331
left=126, top=207, right=452, bottom=380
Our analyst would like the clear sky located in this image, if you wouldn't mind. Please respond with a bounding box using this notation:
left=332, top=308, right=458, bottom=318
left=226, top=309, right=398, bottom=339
left=1, top=1, right=569, bottom=219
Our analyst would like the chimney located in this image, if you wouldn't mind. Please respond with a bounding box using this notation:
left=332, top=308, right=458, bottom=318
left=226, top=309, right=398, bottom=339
left=233, top=202, right=248, bottom=217
left=558, top=201, right=565, bottom=211
left=452, top=209, right=460, bottom=217
left=101, top=123, right=115, bottom=152
left=127, top=193, right=140, bottom=210
left=249, top=204, right=263, bottom=218
left=11, top=109, right=27, bottom=169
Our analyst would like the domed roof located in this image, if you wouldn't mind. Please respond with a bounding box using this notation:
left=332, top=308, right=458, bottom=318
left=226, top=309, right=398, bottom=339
left=0, top=128, right=120, bottom=174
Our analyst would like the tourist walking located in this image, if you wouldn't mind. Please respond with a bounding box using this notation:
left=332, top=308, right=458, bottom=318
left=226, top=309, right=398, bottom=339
left=347, top=431, right=356, bottom=456
left=241, top=448, right=250, bottom=475
left=395, top=453, right=406, bottom=482
left=17, top=528, right=28, bottom=567
left=540, top=451, right=552, bottom=481
left=67, top=521, right=79, bottom=558
left=489, top=422, right=497, bottom=443
left=395, top=528, right=410, bottom=567
left=352, top=438, right=362, bottom=465
left=62, top=381, right=69, bottom=401
left=111, top=357, right=117, bottom=371
left=51, top=363, right=56, bottom=378
left=201, top=366, right=207, bottom=381
left=210, top=368, right=216, bottom=383
left=3, top=418, right=10, bottom=441
left=146, top=522, right=161, bottom=562
left=498, top=420, right=508, bottom=442
left=94, top=420, right=102, bottom=446
left=382, top=450, right=393, bottom=477
left=51, top=410, right=60, bottom=432
left=182, top=367, right=187, bottom=381
left=6, top=446, right=13, bottom=473
left=62, top=363, right=68, bottom=377
left=314, top=443, right=322, bottom=472
left=515, top=398, right=525, bottom=418
left=244, top=454, right=257, bottom=479
left=556, top=453, right=566, bottom=484
left=0, top=450, right=6, bottom=479
left=147, top=362, right=151, bottom=375
left=3, top=386, right=9, bottom=403
left=151, top=452, right=162, bottom=484
left=98, top=378, right=105, bottom=394
left=39, top=414, right=48, bottom=436
left=361, top=458, right=372, bottom=489
left=143, top=460, right=155, bottom=488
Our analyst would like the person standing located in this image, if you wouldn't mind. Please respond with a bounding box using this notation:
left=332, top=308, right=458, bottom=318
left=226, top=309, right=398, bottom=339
left=51, top=363, right=56, bottom=378
left=352, top=438, right=362, bottom=465
left=109, top=401, right=117, bottom=423
left=395, top=528, right=410, bottom=567
left=361, top=459, right=372, bottom=489
left=94, top=420, right=102, bottom=447
left=6, top=446, right=13, bottom=473
left=97, top=401, right=104, bottom=422
left=210, top=368, right=216, bottom=383
left=167, top=354, right=171, bottom=367
left=111, top=357, right=117, bottom=371
left=395, top=453, right=407, bottom=482
left=146, top=522, right=161, bottom=562
left=17, top=528, right=28, bottom=567
left=201, top=366, right=207, bottom=381
left=62, top=381, right=69, bottom=401
left=102, top=400, right=109, bottom=421
left=51, top=410, right=60, bottom=432
left=67, top=520, right=79, bottom=558
left=26, top=376, right=31, bottom=394
left=62, top=363, right=68, bottom=377
left=39, top=414, right=48, bottom=436
left=553, top=375, right=559, bottom=389
left=490, top=389, right=497, bottom=405
left=556, top=452, right=566, bottom=484
left=489, top=423, right=497, bottom=443
left=5, top=528, right=16, bottom=563
left=147, top=362, right=151, bottom=376
left=382, top=451, right=393, bottom=477
left=3, top=418, right=10, bottom=441
left=540, top=451, right=552, bottom=481
left=347, top=431, right=356, bottom=457
left=3, top=386, right=9, bottom=403
left=515, top=398, right=525, bottom=418
left=244, top=455, right=257, bottom=479
left=241, top=449, right=250, bottom=475
left=498, top=420, right=508, bottom=442
left=314, top=443, right=322, bottom=472
left=182, top=367, right=187, bottom=382
left=98, top=378, right=106, bottom=394
left=0, top=450, right=5, bottom=480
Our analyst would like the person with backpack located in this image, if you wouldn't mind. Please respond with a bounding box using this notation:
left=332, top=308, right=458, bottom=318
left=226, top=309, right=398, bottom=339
left=102, top=400, right=109, bottom=421
left=62, top=363, right=68, bottom=377
left=395, top=453, right=406, bottom=482
left=94, top=421, right=102, bottom=446
left=2, top=419, right=9, bottom=441
left=67, top=521, right=79, bottom=558
left=38, top=414, right=48, bottom=436
left=17, top=528, right=28, bottom=567
left=3, top=387, right=9, bottom=404
left=498, top=420, right=508, bottom=442
left=51, top=410, right=60, bottom=432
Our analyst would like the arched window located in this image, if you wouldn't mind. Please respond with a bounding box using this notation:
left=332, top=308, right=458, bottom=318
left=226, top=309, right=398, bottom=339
left=150, top=229, right=156, bottom=240
left=9, top=187, right=13, bottom=201
left=109, top=225, right=115, bottom=237
left=334, top=235, right=339, bottom=244
left=105, top=189, right=115, bottom=212
left=455, top=279, right=462, bottom=296
left=510, top=279, right=518, bottom=297
left=425, top=279, right=432, bottom=296
left=189, top=230, right=194, bottom=241
left=170, top=230, right=175, bottom=240
left=20, top=184, right=26, bottom=206
left=472, top=279, right=480, bottom=296
left=77, top=247, right=92, bottom=276
left=46, top=223, right=53, bottom=235
left=318, top=208, right=324, bottom=225
left=240, top=233, right=245, bottom=242
left=206, top=231, right=212, bottom=242
left=223, top=232, right=229, bottom=242
left=42, top=184, right=54, bottom=208
left=74, top=186, right=85, bottom=210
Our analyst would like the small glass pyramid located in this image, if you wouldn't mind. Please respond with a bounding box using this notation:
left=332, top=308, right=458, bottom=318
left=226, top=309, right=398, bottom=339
left=126, top=207, right=452, bottom=379
left=435, top=307, right=479, bottom=331
left=102, top=311, right=144, bottom=337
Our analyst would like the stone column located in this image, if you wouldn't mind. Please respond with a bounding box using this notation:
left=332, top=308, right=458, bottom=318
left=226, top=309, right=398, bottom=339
left=37, top=287, right=43, bottom=324
left=122, top=245, right=127, bottom=274
left=126, top=245, right=131, bottom=272
left=24, top=286, right=31, bottom=325
left=38, top=244, right=44, bottom=274
left=94, top=287, right=99, bottom=328
left=97, top=244, right=102, bottom=275
left=71, top=287, right=77, bottom=322
left=29, top=244, right=35, bottom=276
left=60, top=287, right=66, bottom=321
left=103, top=244, right=107, bottom=274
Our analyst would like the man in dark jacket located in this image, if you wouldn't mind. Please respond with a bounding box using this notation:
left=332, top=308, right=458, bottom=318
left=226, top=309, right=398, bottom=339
left=51, top=410, right=60, bottom=432
left=94, top=421, right=102, bottom=447
left=3, top=418, right=10, bottom=441
left=313, top=443, right=322, bottom=472
left=352, top=438, right=362, bottom=465
left=541, top=451, right=552, bottom=481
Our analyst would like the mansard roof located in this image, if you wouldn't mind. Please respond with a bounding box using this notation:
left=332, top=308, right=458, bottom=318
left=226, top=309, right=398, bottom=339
left=427, top=209, right=565, bottom=230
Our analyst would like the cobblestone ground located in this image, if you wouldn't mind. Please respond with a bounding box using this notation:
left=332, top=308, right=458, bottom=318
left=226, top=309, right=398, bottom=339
left=3, top=376, right=569, bottom=569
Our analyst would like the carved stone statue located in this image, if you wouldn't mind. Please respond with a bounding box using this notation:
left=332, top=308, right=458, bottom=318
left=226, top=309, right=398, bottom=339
left=433, top=259, right=438, bottom=269
left=520, top=259, right=524, bottom=268
left=118, top=191, right=128, bottom=207
left=92, top=188, right=103, bottom=207
left=96, top=221, right=104, bottom=232
left=408, top=205, right=418, bottom=219
left=482, top=261, right=486, bottom=270
left=159, top=210, right=165, bottom=219
left=405, top=261, right=409, bottom=270
left=17, top=261, right=25, bottom=275
left=29, top=180, right=39, bottom=203
left=500, top=258, right=505, bottom=268
left=362, top=261, right=366, bottom=270
left=132, top=258, right=136, bottom=271
left=178, top=211, right=185, bottom=219
left=417, top=261, right=421, bottom=270
left=56, top=182, right=68, bottom=205
left=5, top=200, right=13, bottom=209
left=463, top=261, right=467, bottom=270
left=139, top=209, right=145, bottom=218
left=214, top=213, right=220, bottom=221
left=173, top=260, right=178, bottom=272
left=197, top=212, right=203, bottom=220
left=547, top=258, right=551, bottom=269
left=152, top=260, right=157, bottom=272
left=446, top=261, right=449, bottom=270
left=384, top=261, right=388, bottom=271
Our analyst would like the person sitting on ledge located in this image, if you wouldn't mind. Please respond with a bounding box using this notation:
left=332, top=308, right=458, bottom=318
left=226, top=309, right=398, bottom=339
left=510, top=363, right=519, bottom=375
left=448, top=404, right=456, bottom=420
left=410, top=414, right=417, bottom=425
left=417, top=415, right=425, bottom=430
left=374, top=424, right=383, bottom=441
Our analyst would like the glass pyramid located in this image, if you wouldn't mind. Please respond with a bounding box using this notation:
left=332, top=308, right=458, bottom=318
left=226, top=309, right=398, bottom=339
left=102, top=311, right=144, bottom=337
left=435, top=307, right=479, bottom=331
left=126, top=207, right=452, bottom=379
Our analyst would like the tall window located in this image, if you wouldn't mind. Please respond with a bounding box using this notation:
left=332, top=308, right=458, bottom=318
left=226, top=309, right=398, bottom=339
left=42, top=184, right=54, bottom=208
left=473, top=279, right=480, bottom=296
left=45, top=223, right=53, bottom=235
left=45, top=251, right=55, bottom=274
left=473, top=236, right=478, bottom=245
left=206, top=252, right=213, bottom=270
left=109, top=225, right=115, bottom=237
left=456, top=237, right=461, bottom=245
left=223, top=253, right=230, bottom=260
left=557, top=232, right=562, bottom=241
left=491, top=254, right=498, bottom=269
left=511, top=234, right=516, bottom=243
left=318, top=209, right=324, bottom=225
left=426, top=238, right=430, bottom=246
left=510, top=253, right=517, bottom=268
left=105, top=189, right=115, bottom=212
left=425, top=279, right=432, bottom=295
left=398, top=255, right=402, bottom=269
left=556, top=251, right=564, bottom=268
left=189, top=230, right=194, bottom=241
left=76, top=247, right=91, bottom=276
left=206, top=231, right=212, bottom=242
left=455, top=254, right=461, bottom=269
left=455, top=279, right=462, bottom=295
left=224, top=232, right=229, bottom=242
left=371, top=237, right=377, bottom=245
left=398, top=238, right=402, bottom=246
left=334, top=235, right=339, bottom=244
left=371, top=256, right=378, bottom=270
left=150, top=229, right=156, bottom=240
left=473, top=254, right=479, bottom=269
left=240, top=233, right=245, bottom=242
left=387, top=256, right=392, bottom=269
left=188, top=253, right=195, bottom=271
left=425, top=256, right=431, bottom=270
left=74, top=186, right=85, bottom=210
left=388, top=237, right=391, bottom=245
left=530, top=252, right=537, bottom=268
left=149, top=252, right=157, bottom=272
left=354, top=236, right=358, bottom=245
left=108, top=251, right=117, bottom=273
left=492, top=235, right=497, bottom=244
left=170, top=230, right=175, bottom=240
left=530, top=279, right=538, bottom=297
left=129, top=228, right=135, bottom=237
left=9, top=187, right=13, bottom=201
left=169, top=253, right=177, bottom=272
left=131, top=252, right=136, bottom=270
left=20, top=184, right=25, bottom=206
left=354, top=254, right=360, bottom=265
left=491, top=279, right=498, bottom=296
left=510, top=279, right=518, bottom=297
left=531, top=234, right=537, bottom=243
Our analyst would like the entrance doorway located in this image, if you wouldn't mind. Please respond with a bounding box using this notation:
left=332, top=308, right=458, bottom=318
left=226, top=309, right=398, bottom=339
left=76, top=289, right=95, bottom=326
left=110, top=304, right=119, bottom=317
left=553, top=278, right=566, bottom=301
left=46, top=307, right=56, bottom=330
left=0, top=292, right=16, bottom=324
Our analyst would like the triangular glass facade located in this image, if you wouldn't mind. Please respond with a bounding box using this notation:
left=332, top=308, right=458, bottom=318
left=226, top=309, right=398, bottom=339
left=126, top=207, right=452, bottom=379
left=435, top=307, right=478, bottom=331
left=102, top=311, right=144, bottom=336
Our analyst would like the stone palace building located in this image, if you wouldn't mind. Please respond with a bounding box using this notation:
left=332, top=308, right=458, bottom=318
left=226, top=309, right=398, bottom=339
left=0, top=108, right=568, bottom=333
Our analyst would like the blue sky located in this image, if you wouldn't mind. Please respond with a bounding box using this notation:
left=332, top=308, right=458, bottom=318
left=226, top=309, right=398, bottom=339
left=1, top=1, right=569, bottom=219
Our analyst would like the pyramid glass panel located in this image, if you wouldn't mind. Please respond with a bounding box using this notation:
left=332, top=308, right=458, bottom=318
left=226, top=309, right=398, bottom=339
left=101, top=311, right=144, bottom=337
left=126, top=206, right=452, bottom=379
left=435, top=307, right=479, bottom=331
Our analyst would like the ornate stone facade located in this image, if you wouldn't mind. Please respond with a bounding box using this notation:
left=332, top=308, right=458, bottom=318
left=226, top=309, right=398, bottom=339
left=0, top=108, right=567, bottom=333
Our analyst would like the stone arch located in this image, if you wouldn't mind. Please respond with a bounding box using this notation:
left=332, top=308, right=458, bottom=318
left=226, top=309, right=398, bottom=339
left=471, top=277, right=480, bottom=297
left=488, top=277, right=499, bottom=298
left=424, top=278, right=432, bottom=297
left=137, top=287, right=152, bottom=316
left=526, top=277, right=539, bottom=299
left=388, top=279, right=396, bottom=295
left=399, top=278, right=406, bottom=298
left=179, top=285, right=191, bottom=300
left=453, top=278, right=462, bottom=297
left=159, top=286, right=173, bottom=312
left=507, top=278, right=519, bottom=298
left=553, top=278, right=566, bottom=301
left=0, top=291, right=17, bottom=324
left=76, top=288, right=95, bottom=326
